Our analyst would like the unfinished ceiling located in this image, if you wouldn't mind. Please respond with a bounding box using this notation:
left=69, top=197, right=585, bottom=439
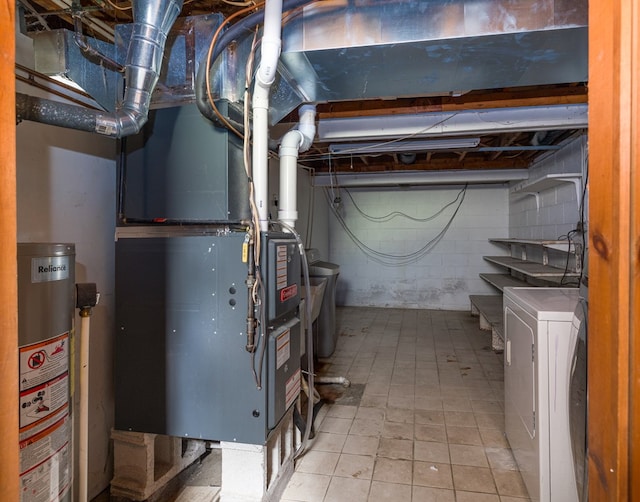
left=17, top=0, right=588, bottom=175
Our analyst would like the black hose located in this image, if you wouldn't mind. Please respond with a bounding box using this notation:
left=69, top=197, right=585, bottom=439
left=16, top=92, right=99, bottom=133
left=195, top=0, right=314, bottom=124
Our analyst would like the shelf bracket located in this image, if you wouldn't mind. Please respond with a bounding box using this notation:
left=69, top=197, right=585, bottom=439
left=514, top=191, right=541, bottom=210
left=556, top=176, right=582, bottom=205
left=511, top=173, right=583, bottom=210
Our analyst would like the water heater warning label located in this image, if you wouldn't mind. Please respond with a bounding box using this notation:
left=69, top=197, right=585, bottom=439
left=19, top=414, right=71, bottom=502
left=20, top=374, right=69, bottom=429
left=19, top=333, right=69, bottom=392
left=19, top=332, right=70, bottom=502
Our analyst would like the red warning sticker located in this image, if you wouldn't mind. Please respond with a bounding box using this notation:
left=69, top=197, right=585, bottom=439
left=280, top=284, right=298, bottom=303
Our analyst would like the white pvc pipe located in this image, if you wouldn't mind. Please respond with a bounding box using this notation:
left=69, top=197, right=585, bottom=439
left=278, top=104, right=316, bottom=229
left=252, top=105, right=270, bottom=232
left=279, top=141, right=301, bottom=229
left=79, top=313, right=91, bottom=502
left=315, top=375, right=351, bottom=388
left=252, top=0, right=284, bottom=232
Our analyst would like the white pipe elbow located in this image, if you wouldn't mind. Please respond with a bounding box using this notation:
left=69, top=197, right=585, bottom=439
left=279, top=130, right=304, bottom=157
left=257, top=37, right=282, bottom=87
left=297, top=104, right=316, bottom=152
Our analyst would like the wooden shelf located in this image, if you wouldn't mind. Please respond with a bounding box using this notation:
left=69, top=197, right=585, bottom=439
left=484, top=255, right=579, bottom=279
left=479, top=273, right=529, bottom=291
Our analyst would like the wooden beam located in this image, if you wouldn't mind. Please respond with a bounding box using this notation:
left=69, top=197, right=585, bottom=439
left=0, top=1, right=19, bottom=500
left=309, top=155, right=530, bottom=173
left=315, top=85, right=588, bottom=119
left=588, top=0, right=639, bottom=499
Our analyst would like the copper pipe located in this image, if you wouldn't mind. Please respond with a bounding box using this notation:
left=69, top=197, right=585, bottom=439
left=15, top=75, right=102, bottom=110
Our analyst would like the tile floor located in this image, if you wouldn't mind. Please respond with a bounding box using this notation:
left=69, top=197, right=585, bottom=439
left=281, top=306, right=531, bottom=502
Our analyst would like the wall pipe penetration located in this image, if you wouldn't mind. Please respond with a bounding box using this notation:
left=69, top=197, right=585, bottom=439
left=16, top=0, right=184, bottom=137
left=279, top=104, right=316, bottom=229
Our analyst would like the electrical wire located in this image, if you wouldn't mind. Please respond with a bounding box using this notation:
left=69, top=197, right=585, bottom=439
left=223, top=0, right=258, bottom=6
left=274, top=221, right=315, bottom=459
left=101, top=0, right=132, bottom=11
left=559, top=230, right=579, bottom=286
left=304, top=168, right=315, bottom=248
left=326, top=185, right=468, bottom=266
left=252, top=269, right=267, bottom=389
left=577, top=138, right=589, bottom=286
left=343, top=187, right=465, bottom=223
left=243, top=28, right=266, bottom=389
left=558, top=135, right=589, bottom=287
left=205, top=1, right=265, bottom=138
left=243, top=29, right=262, bottom=273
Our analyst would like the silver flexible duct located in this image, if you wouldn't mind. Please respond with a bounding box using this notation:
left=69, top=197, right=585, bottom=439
left=108, top=0, right=183, bottom=136
left=16, top=0, right=183, bottom=138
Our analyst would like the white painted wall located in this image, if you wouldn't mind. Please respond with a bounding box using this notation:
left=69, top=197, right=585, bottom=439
left=508, top=135, right=587, bottom=269
left=16, top=31, right=117, bottom=499
left=327, top=184, right=509, bottom=310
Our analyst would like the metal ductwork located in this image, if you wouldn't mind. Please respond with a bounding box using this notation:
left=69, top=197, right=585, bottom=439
left=273, top=0, right=588, bottom=123
left=111, top=0, right=183, bottom=135
left=18, top=0, right=184, bottom=137
left=207, top=0, right=588, bottom=126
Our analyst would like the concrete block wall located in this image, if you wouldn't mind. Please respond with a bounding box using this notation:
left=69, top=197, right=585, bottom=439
left=509, top=135, right=587, bottom=240
left=328, top=185, right=509, bottom=310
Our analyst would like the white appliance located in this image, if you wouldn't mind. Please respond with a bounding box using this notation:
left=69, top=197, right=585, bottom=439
left=503, top=287, right=580, bottom=502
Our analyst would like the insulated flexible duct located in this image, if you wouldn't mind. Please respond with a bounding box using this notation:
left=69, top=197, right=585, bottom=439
left=16, top=0, right=183, bottom=137
left=194, top=0, right=313, bottom=124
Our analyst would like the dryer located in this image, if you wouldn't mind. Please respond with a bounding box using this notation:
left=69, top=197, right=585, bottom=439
left=503, top=287, right=580, bottom=502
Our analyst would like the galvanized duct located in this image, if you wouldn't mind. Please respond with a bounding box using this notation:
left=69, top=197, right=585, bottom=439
left=17, top=0, right=183, bottom=137
left=273, top=0, right=588, bottom=124
left=194, top=0, right=314, bottom=126
left=203, top=0, right=587, bottom=127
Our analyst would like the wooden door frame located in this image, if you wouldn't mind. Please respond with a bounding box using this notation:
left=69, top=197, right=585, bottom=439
left=588, top=0, right=640, bottom=499
left=1, top=1, right=638, bottom=500
left=0, top=1, right=19, bottom=500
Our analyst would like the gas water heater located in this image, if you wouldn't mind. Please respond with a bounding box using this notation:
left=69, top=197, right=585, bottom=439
left=17, top=243, right=75, bottom=502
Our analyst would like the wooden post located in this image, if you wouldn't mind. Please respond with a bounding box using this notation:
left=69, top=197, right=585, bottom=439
left=588, top=0, right=640, bottom=499
left=0, top=1, right=19, bottom=500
